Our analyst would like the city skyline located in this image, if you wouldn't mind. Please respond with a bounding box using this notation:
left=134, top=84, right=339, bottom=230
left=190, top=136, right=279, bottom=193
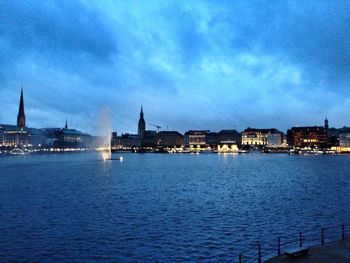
left=1, top=88, right=346, bottom=136
left=1, top=1, right=350, bottom=134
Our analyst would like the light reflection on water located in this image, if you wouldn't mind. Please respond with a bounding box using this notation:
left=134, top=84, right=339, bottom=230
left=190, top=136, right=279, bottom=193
left=0, top=153, right=350, bottom=262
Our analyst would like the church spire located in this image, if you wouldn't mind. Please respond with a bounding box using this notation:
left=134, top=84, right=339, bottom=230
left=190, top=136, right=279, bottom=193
left=324, top=116, right=329, bottom=135
left=138, top=105, right=145, bottom=139
left=17, top=86, right=26, bottom=128
left=65, top=120, right=68, bottom=129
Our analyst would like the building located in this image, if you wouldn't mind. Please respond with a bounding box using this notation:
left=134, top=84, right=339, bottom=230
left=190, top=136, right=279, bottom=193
left=217, top=141, right=239, bottom=153
left=327, top=126, right=350, bottom=147
left=41, top=122, right=91, bottom=149
left=287, top=118, right=329, bottom=148
left=205, top=132, right=218, bottom=148
left=339, top=133, right=350, bottom=147
left=0, top=124, right=29, bottom=147
left=217, top=130, right=241, bottom=145
left=287, top=126, right=328, bottom=148
left=0, top=89, right=32, bottom=148
left=242, top=128, right=281, bottom=146
left=266, top=133, right=285, bottom=147
left=114, top=133, right=141, bottom=149
left=183, top=130, right=209, bottom=147
left=142, top=130, right=157, bottom=147
left=155, top=131, right=183, bottom=147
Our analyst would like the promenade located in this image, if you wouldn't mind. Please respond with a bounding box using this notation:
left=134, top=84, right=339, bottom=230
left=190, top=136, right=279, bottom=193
left=265, top=240, right=350, bottom=263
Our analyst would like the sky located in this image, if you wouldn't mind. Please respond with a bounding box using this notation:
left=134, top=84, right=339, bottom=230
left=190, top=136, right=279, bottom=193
left=1, top=0, right=350, bottom=134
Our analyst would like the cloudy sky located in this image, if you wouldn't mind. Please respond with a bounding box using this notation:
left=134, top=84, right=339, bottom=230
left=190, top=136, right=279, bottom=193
left=1, top=1, right=350, bottom=134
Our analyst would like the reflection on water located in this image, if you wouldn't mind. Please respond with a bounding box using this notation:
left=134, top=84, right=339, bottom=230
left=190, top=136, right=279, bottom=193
left=0, top=153, right=350, bottom=261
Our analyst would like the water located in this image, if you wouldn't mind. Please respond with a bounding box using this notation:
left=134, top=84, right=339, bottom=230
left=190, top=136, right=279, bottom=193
left=1, top=153, right=350, bottom=262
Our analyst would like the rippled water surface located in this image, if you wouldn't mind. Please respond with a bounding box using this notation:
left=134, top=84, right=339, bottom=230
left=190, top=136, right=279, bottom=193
left=1, top=153, right=350, bottom=262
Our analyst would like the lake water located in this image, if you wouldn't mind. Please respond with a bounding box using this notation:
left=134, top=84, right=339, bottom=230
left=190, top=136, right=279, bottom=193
left=1, top=153, right=350, bottom=262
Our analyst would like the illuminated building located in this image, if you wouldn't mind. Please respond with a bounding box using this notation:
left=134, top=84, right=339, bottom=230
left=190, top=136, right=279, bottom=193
left=0, top=89, right=31, bottom=147
left=0, top=124, right=29, bottom=147
left=241, top=128, right=281, bottom=146
left=215, top=130, right=240, bottom=152
left=217, top=141, right=239, bottom=153
left=287, top=119, right=329, bottom=148
left=287, top=127, right=327, bottom=148
left=184, top=130, right=209, bottom=147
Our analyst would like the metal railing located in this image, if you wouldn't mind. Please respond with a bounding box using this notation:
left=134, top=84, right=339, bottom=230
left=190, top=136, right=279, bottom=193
left=236, top=223, right=350, bottom=263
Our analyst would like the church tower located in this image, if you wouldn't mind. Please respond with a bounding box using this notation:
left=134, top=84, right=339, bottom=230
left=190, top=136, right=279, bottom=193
left=17, top=88, right=26, bottom=128
left=324, top=117, right=329, bottom=137
left=138, top=106, right=146, bottom=139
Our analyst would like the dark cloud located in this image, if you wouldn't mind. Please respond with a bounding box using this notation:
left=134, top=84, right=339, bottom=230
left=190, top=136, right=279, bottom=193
left=0, top=1, right=117, bottom=60
left=1, top=1, right=350, bottom=133
left=216, top=1, right=350, bottom=90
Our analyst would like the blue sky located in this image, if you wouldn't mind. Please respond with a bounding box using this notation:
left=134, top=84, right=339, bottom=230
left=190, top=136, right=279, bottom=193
left=1, top=1, right=350, bottom=134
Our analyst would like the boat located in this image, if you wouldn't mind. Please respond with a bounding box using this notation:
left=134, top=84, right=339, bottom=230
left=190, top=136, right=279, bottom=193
left=9, top=148, right=27, bottom=155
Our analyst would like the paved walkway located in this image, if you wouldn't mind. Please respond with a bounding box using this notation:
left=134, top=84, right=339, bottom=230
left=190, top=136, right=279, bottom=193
left=265, top=240, right=350, bottom=263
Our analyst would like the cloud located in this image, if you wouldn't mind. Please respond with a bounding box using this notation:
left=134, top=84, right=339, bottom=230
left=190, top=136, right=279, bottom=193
left=0, top=0, right=350, bottom=133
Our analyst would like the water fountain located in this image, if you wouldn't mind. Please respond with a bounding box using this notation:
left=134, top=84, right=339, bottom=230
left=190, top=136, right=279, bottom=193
left=98, top=107, right=122, bottom=161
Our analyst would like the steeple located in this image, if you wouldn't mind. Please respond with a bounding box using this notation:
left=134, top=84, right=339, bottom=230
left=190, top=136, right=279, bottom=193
left=17, top=87, right=26, bottom=128
left=65, top=120, right=68, bottom=129
left=138, top=105, right=146, bottom=139
left=324, top=116, right=329, bottom=139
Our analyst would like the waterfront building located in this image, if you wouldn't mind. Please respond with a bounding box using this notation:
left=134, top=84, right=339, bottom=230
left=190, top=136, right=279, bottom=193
left=0, top=124, right=29, bottom=147
left=217, top=129, right=241, bottom=145
left=266, top=132, right=286, bottom=147
left=326, top=126, right=350, bottom=152
left=41, top=123, right=91, bottom=148
left=339, top=133, right=350, bottom=147
left=155, top=131, right=183, bottom=147
left=142, top=130, right=157, bottom=147
left=0, top=124, right=45, bottom=148
left=217, top=141, right=239, bottom=153
left=115, top=133, right=141, bottom=148
left=59, top=128, right=90, bottom=148
left=215, top=130, right=240, bottom=152
left=111, top=132, right=118, bottom=147
left=0, top=89, right=32, bottom=148
left=328, top=126, right=350, bottom=147
left=287, top=126, right=328, bottom=148
left=183, top=130, right=209, bottom=147
left=241, top=128, right=281, bottom=146
left=205, top=132, right=218, bottom=148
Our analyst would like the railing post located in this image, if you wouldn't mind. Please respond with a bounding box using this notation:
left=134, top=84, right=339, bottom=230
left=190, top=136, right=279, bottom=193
left=299, top=232, right=302, bottom=247
left=321, top=228, right=325, bottom=245
left=277, top=237, right=281, bottom=256
left=342, top=225, right=345, bottom=240
left=258, top=242, right=262, bottom=263
left=238, top=254, right=242, bottom=263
